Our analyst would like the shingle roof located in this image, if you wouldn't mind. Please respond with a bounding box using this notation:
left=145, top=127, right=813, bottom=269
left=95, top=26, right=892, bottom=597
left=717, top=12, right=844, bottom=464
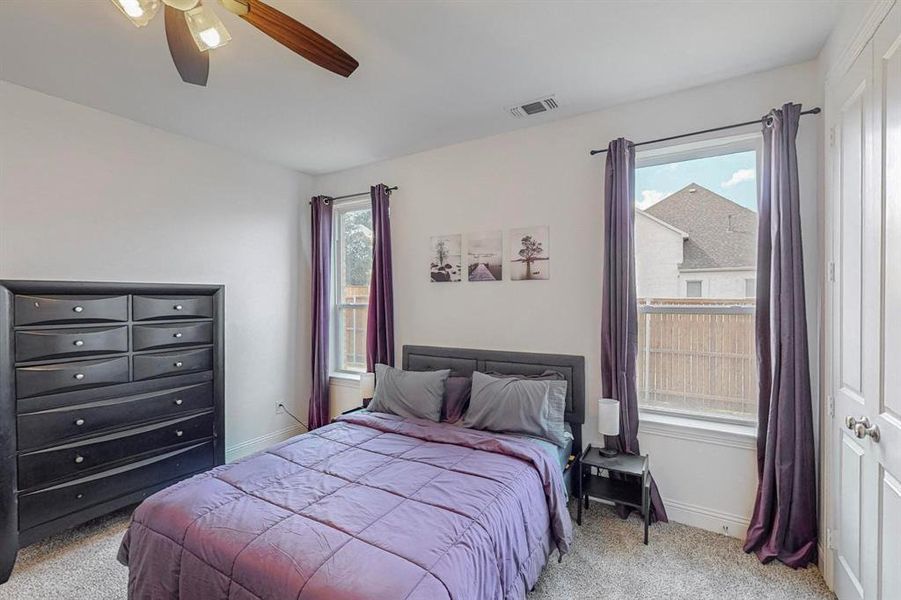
left=644, top=183, right=757, bottom=270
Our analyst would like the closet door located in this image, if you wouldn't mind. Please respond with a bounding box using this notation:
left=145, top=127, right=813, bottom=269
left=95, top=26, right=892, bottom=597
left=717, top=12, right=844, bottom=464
left=872, top=5, right=901, bottom=599
left=829, top=5, right=901, bottom=599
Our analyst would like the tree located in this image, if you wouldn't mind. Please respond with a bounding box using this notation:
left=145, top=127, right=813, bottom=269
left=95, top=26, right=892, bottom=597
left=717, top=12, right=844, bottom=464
left=434, top=240, right=449, bottom=267
left=344, top=210, right=373, bottom=286
left=518, top=235, right=544, bottom=280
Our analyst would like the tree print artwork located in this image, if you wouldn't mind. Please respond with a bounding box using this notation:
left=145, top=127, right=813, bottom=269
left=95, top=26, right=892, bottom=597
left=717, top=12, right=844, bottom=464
left=510, top=226, right=549, bottom=280
left=430, top=234, right=462, bottom=282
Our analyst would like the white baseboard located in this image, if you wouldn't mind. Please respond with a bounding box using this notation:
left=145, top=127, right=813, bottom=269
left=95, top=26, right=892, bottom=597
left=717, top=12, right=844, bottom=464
left=225, top=424, right=306, bottom=463
left=663, top=498, right=750, bottom=539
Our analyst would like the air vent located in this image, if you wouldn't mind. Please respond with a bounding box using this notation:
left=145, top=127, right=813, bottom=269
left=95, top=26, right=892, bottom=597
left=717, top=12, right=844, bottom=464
left=507, top=95, right=559, bottom=118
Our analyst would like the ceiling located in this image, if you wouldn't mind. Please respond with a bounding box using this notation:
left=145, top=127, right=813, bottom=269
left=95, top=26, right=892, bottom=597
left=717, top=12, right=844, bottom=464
left=0, top=1, right=843, bottom=175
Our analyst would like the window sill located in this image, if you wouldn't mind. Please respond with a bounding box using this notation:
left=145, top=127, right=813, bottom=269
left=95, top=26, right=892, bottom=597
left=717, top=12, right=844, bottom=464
left=329, top=372, right=362, bottom=387
left=638, top=410, right=757, bottom=450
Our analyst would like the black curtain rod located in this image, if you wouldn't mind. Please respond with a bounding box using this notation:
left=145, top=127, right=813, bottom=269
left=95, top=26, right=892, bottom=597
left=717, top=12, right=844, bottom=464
left=310, top=186, right=398, bottom=205
left=589, top=107, right=821, bottom=156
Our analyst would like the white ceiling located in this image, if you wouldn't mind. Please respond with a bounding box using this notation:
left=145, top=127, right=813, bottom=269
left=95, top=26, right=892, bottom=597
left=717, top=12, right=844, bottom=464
left=0, top=1, right=842, bottom=175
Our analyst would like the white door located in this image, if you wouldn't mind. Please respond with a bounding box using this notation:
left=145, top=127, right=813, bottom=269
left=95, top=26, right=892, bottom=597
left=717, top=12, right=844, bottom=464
left=829, top=5, right=901, bottom=599
left=871, top=5, right=901, bottom=598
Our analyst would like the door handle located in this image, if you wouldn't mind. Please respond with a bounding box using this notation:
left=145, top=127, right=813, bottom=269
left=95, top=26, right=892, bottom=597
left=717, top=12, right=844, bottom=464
left=845, top=415, right=864, bottom=430
left=853, top=417, right=881, bottom=443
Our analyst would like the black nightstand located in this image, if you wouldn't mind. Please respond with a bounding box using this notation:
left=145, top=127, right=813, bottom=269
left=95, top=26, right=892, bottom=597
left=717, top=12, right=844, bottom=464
left=577, top=445, right=651, bottom=544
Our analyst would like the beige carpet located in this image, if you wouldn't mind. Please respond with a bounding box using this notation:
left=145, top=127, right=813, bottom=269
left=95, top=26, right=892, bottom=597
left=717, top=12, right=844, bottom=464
left=0, top=502, right=834, bottom=600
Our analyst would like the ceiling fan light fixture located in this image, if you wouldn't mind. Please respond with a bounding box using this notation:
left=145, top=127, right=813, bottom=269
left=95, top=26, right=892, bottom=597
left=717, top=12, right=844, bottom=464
left=184, top=4, right=231, bottom=51
left=110, top=0, right=161, bottom=27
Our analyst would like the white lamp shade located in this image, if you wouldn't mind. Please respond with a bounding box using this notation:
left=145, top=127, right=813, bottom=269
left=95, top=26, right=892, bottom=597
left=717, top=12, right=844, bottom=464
left=359, top=372, right=376, bottom=400
left=597, top=398, right=620, bottom=436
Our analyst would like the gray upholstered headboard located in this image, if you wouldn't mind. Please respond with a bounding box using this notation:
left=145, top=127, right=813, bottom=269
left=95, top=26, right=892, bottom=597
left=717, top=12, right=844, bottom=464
left=402, top=345, right=586, bottom=455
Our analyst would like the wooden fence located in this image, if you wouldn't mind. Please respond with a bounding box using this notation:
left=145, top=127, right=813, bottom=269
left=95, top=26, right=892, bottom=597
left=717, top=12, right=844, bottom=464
left=636, top=298, right=757, bottom=420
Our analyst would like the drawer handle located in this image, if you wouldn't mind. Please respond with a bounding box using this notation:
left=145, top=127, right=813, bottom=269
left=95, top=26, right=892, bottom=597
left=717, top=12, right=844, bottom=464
left=73, top=306, right=84, bottom=313
left=76, top=493, right=84, bottom=500
left=174, top=361, right=184, bottom=368
left=174, top=332, right=183, bottom=339
left=174, top=304, right=184, bottom=311
left=74, top=418, right=85, bottom=426
left=74, top=455, right=85, bottom=464
left=74, top=340, right=85, bottom=347
left=174, top=399, right=183, bottom=406
left=74, top=373, right=85, bottom=381
left=175, top=430, right=184, bottom=437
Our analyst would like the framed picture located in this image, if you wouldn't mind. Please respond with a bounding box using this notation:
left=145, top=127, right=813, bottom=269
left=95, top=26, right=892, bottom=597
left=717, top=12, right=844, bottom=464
left=510, top=226, right=549, bottom=280
left=430, top=234, right=462, bottom=282
left=467, top=230, right=503, bottom=282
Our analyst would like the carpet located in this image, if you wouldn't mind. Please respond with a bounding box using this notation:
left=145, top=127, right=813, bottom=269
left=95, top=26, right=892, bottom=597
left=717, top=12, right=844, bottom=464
left=0, top=502, right=834, bottom=600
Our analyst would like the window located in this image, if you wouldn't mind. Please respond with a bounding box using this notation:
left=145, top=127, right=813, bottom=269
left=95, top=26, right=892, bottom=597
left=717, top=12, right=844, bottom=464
left=745, top=278, right=756, bottom=298
left=333, top=200, right=373, bottom=374
left=634, top=134, right=760, bottom=423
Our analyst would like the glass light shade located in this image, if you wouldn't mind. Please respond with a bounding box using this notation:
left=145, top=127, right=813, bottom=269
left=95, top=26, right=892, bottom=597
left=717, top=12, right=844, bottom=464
left=359, top=372, right=376, bottom=401
left=184, top=4, right=231, bottom=51
left=597, top=398, right=620, bottom=436
left=110, top=0, right=161, bottom=27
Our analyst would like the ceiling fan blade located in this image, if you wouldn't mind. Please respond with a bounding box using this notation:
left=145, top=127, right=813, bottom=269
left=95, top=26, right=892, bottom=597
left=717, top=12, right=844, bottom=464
left=164, top=5, right=209, bottom=86
left=240, top=0, right=358, bottom=78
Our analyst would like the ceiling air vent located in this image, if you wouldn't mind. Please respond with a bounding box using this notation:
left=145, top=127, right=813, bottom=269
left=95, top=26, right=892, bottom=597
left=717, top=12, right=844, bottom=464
left=507, top=95, right=559, bottom=118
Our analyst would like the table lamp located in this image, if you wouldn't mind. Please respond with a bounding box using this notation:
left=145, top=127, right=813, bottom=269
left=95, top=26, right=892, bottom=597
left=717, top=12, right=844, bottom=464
left=597, top=398, right=620, bottom=457
left=359, top=372, right=375, bottom=408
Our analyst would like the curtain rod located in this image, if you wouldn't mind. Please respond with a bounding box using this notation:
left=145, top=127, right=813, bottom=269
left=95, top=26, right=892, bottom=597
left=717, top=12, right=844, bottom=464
left=588, top=107, right=821, bottom=156
left=309, top=186, right=398, bottom=205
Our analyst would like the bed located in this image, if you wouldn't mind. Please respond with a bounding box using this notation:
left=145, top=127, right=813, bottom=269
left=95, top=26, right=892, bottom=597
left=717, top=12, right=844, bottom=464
left=118, top=346, right=585, bottom=599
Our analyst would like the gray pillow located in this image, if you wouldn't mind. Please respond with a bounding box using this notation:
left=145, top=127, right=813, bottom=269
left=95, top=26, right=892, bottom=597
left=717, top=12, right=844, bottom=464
left=368, top=364, right=450, bottom=422
left=463, top=371, right=568, bottom=447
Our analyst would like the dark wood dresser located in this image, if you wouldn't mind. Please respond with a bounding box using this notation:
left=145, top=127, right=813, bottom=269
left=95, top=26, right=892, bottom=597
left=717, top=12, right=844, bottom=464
left=0, top=281, right=224, bottom=583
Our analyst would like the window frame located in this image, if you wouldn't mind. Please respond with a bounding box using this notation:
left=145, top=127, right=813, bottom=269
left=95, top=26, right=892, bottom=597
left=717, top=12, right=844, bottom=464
left=330, top=197, right=373, bottom=378
left=635, top=132, right=762, bottom=427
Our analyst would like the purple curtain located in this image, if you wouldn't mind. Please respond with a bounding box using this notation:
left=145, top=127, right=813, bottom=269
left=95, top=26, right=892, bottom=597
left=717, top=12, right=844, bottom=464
left=602, top=138, right=668, bottom=523
left=366, top=184, right=395, bottom=370
left=743, top=103, right=817, bottom=568
left=308, top=196, right=333, bottom=430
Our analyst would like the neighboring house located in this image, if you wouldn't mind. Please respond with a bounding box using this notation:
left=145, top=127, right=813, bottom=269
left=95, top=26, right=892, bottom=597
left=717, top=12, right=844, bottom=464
left=636, top=183, right=757, bottom=299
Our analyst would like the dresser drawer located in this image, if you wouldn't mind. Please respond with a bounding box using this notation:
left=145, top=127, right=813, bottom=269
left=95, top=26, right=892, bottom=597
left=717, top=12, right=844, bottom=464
left=18, top=412, right=214, bottom=491
left=17, top=383, right=214, bottom=450
left=16, top=356, right=130, bottom=399
left=18, top=441, right=214, bottom=532
left=133, top=321, right=212, bottom=352
left=133, top=295, right=213, bottom=321
left=133, top=348, right=212, bottom=381
left=15, top=295, right=128, bottom=326
left=15, top=326, right=128, bottom=363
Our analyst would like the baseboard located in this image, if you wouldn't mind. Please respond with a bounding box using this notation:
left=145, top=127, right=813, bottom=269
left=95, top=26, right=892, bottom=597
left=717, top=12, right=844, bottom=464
left=225, top=424, right=306, bottom=463
left=663, top=498, right=750, bottom=539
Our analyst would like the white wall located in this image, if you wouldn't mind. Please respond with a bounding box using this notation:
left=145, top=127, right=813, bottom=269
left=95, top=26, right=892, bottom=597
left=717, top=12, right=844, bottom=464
left=317, top=60, right=823, bottom=537
left=0, top=82, right=313, bottom=461
left=635, top=211, right=683, bottom=298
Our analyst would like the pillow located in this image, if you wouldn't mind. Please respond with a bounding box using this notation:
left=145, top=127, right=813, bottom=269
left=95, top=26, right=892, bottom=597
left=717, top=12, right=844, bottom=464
left=463, top=371, right=568, bottom=447
left=442, top=376, right=472, bottom=423
left=368, top=364, right=450, bottom=422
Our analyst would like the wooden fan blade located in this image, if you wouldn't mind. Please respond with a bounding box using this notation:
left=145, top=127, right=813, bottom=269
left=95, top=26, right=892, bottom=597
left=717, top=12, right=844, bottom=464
left=241, top=0, right=358, bottom=78
left=164, top=5, right=209, bottom=86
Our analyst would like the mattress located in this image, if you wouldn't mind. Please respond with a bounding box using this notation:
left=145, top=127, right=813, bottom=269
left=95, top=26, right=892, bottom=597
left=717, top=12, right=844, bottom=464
left=118, top=411, right=572, bottom=600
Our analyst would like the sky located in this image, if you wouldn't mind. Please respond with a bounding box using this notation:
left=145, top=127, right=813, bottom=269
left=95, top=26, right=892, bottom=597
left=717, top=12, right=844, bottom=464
left=634, top=150, right=757, bottom=212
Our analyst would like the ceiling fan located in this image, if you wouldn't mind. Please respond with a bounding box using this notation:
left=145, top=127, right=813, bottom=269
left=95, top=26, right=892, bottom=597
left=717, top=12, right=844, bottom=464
left=110, top=0, right=358, bottom=86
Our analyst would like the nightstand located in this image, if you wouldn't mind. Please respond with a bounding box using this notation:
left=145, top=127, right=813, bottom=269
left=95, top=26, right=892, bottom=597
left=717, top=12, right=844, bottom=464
left=577, top=445, right=651, bottom=544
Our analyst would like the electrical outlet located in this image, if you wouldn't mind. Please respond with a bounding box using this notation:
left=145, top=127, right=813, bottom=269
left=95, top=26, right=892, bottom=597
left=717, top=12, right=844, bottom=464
left=276, top=402, right=285, bottom=415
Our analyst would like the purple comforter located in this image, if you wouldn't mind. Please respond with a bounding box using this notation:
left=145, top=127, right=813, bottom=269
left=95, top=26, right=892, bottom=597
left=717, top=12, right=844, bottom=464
left=118, top=411, right=572, bottom=599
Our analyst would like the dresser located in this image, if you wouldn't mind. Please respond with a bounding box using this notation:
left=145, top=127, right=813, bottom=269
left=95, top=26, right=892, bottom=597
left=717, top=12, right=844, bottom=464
left=0, top=281, right=224, bottom=583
